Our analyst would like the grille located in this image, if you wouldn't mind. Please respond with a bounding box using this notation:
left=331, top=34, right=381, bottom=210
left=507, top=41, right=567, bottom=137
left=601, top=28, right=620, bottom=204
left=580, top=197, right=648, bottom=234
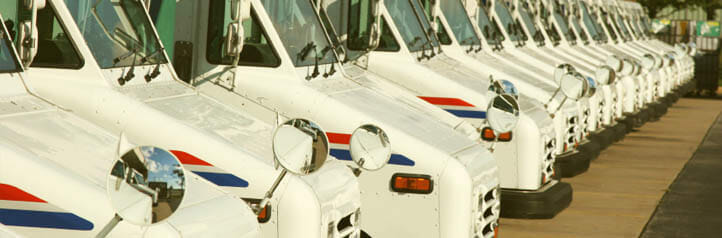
left=473, top=186, right=500, bottom=238
left=329, top=210, right=361, bottom=238
left=541, top=138, right=555, bottom=184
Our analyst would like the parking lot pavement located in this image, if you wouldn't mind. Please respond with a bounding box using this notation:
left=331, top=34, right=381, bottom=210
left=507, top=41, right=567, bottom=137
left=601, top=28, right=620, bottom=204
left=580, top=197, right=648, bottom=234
left=499, top=98, right=722, bottom=238
left=640, top=112, right=722, bottom=238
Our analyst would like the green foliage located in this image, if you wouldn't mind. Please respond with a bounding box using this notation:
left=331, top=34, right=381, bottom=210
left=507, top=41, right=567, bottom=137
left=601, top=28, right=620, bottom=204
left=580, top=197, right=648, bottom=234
left=639, top=0, right=722, bottom=19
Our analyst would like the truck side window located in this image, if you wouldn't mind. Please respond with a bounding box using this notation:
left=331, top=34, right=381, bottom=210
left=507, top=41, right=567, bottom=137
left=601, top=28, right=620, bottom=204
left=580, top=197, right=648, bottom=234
left=206, top=0, right=280, bottom=67
left=32, top=5, right=83, bottom=69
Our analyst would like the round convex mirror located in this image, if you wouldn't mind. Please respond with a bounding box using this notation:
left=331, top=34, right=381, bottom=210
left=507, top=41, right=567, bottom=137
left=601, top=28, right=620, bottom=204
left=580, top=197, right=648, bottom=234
left=107, top=146, right=187, bottom=225
left=272, top=118, right=329, bottom=175
left=349, top=124, right=391, bottom=171
left=606, top=55, right=623, bottom=72
left=585, top=76, right=597, bottom=97
left=595, top=65, right=616, bottom=85
left=487, top=94, right=521, bottom=133
left=621, top=59, right=635, bottom=76
left=560, top=73, right=586, bottom=99
left=554, top=64, right=575, bottom=84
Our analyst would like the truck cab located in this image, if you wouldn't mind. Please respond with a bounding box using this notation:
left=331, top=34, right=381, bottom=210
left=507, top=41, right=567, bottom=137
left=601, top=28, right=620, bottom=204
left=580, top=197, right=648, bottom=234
left=0, top=12, right=260, bottom=237
left=1, top=1, right=362, bottom=237
left=174, top=0, right=504, bottom=236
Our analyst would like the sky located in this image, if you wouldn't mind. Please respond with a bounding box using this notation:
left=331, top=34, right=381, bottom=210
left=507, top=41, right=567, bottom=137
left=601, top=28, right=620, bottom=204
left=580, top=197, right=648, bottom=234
left=142, top=146, right=185, bottom=189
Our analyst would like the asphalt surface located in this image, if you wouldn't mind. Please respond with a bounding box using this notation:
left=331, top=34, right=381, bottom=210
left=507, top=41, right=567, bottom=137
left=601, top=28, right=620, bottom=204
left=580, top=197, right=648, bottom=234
left=640, top=113, right=722, bottom=238
left=499, top=98, right=722, bottom=238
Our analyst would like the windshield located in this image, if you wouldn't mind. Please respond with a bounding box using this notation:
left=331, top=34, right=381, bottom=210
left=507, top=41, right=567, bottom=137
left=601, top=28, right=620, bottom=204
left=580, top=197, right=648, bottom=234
left=0, top=22, right=21, bottom=73
left=493, top=0, right=521, bottom=42
left=552, top=11, right=575, bottom=42
left=65, top=0, right=166, bottom=68
left=570, top=16, right=589, bottom=43
left=440, top=0, right=480, bottom=46
left=615, top=15, right=631, bottom=39
left=262, top=0, right=337, bottom=66
left=580, top=2, right=605, bottom=42
left=385, top=0, right=438, bottom=52
left=477, top=7, right=503, bottom=45
left=518, top=5, right=541, bottom=43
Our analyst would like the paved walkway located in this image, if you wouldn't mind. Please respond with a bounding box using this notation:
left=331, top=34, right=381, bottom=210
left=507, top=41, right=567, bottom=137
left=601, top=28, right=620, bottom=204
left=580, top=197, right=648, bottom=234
left=640, top=113, right=722, bottom=238
left=499, top=98, right=722, bottom=238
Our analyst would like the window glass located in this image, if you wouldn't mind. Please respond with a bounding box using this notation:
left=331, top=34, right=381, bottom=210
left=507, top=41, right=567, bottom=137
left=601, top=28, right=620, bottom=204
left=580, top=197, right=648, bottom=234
left=384, top=0, right=437, bottom=52
left=439, top=0, right=480, bottom=46
left=601, top=14, right=618, bottom=41
left=111, top=161, right=125, bottom=178
left=0, top=1, right=19, bottom=40
left=33, top=5, right=83, bottom=68
left=571, top=17, right=589, bottom=42
left=518, top=5, right=541, bottom=43
left=64, top=0, right=165, bottom=68
left=477, top=7, right=502, bottom=45
left=493, top=0, right=520, bottom=42
left=375, top=18, right=400, bottom=51
left=435, top=18, right=452, bottom=45
left=580, top=2, right=605, bottom=41
left=552, top=12, right=574, bottom=42
left=347, top=0, right=373, bottom=51
left=207, top=0, right=280, bottom=67
left=262, top=0, right=337, bottom=67
left=0, top=23, right=20, bottom=72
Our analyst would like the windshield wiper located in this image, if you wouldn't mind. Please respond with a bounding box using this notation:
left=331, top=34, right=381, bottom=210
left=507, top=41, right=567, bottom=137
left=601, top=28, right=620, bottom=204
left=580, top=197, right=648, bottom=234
left=316, top=46, right=337, bottom=78
left=118, top=48, right=138, bottom=86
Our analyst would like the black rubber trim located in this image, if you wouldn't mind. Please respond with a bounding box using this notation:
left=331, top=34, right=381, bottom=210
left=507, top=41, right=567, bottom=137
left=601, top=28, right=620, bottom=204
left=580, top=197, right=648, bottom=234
left=577, top=140, right=601, bottom=161
left=500, top=181, right=573, bottom=219
left=554, top=149, right=590, bottom=178
left=589, top=128, right=613, bottom=150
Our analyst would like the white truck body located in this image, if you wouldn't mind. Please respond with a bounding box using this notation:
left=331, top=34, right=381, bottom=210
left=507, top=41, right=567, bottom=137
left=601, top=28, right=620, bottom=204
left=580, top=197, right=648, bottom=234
left=175, top=0, right=502, bottom=236
left=1, top=1, right=363, bottom=237
left=0, top=16, right=260, bottom=237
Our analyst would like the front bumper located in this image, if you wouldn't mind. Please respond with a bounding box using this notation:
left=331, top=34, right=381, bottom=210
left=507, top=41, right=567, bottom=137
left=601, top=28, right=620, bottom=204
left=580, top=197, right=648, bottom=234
left=577, top=139, right=600, bottom=162
left=500, top=180, right=573, bottom=219
left=554, top=149, right=590, bottom=178
left=589, top=128, right=614, bottom=150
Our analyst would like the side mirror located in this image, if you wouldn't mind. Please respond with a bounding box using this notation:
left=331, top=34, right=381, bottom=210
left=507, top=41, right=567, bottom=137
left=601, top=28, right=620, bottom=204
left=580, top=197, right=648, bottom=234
left=369, top=0, right=384, bottom=50
left=106, top=146, right=186, bottom=225
left=273, top=118, right=329, bottom=175
left=225, top=0, right=250, bottom=58
left=349, top=124, right=391, bottom=171
left=605, top=55, right=622, bottom=72
left=560, top=72, right=587, bottom=100
left=620, top=59, right=634, bottom=75
left=252, top=118, right=329, bottom=216
left=584, top=76, right=597, bottom=97
left=16, top=21, right=37, bottom=67
left=553, top=63, right=575, bottom=84
left=488, top=77, right=520, bottom=99
left=594, top=65, right=616, bottom=85
left=487, top=94, right=521, bottom=133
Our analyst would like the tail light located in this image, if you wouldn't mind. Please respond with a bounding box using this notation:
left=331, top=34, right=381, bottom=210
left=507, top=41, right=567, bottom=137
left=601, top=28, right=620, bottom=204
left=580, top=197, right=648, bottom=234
left=390, top=173, right=433, bottom=194
left=481, top=127, right=512, bottom=142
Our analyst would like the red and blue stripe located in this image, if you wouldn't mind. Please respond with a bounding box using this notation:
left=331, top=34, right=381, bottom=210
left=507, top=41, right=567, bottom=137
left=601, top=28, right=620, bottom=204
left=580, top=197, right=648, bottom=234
left=0, top=184, right=93, bottom=230
left=326, top=132, right=415, bottom=166
left=418, top=96, right=487, bottom=119
left=170, top=150, right=249, bottom=188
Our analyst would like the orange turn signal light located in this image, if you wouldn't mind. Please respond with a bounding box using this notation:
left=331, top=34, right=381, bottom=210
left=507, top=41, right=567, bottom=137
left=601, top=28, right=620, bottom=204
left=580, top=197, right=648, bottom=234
left=391, top=173, right=433, bottom=194
left=494, top=225, right=499, bottom=238
left=257, top=204, right=271, bottom=223
left=481, top=127, right=512, bottom=142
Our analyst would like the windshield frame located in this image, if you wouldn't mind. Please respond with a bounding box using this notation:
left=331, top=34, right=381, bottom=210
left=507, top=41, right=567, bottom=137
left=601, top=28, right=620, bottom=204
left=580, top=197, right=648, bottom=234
left=477, top=6, right=503, bottom=46
left=384, top=0, right=439, bottom=53
left=65, top=0, right=168, bottom=69
left=439, top=0, right=481, bottom=46
left=493, top=0, right=522, bottom=43
left=0, top=16, right=22, bottom=73
left=263, top=0, right=339, bottom=67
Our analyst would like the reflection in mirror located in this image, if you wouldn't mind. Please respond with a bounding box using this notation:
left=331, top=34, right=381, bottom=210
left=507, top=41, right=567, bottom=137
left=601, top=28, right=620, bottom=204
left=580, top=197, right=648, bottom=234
left=487, top=94, right=520, bottom=133
left=560, top=72, right=586, bottom=100
left=585, top=76, right=597, bottom=97
left=106, top=146, right=186, bottom=226
left=595, top=65, right=616, bottom=85
left=273, top=118, right=329, bottom=175
left=349, top=124, right=391, bottom=171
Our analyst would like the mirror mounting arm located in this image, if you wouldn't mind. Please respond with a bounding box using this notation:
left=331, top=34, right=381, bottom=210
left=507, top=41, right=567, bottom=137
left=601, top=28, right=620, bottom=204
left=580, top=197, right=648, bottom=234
left=95, top=214, right=123, bottom=238
left=255, top=170, right=287, bottom=215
